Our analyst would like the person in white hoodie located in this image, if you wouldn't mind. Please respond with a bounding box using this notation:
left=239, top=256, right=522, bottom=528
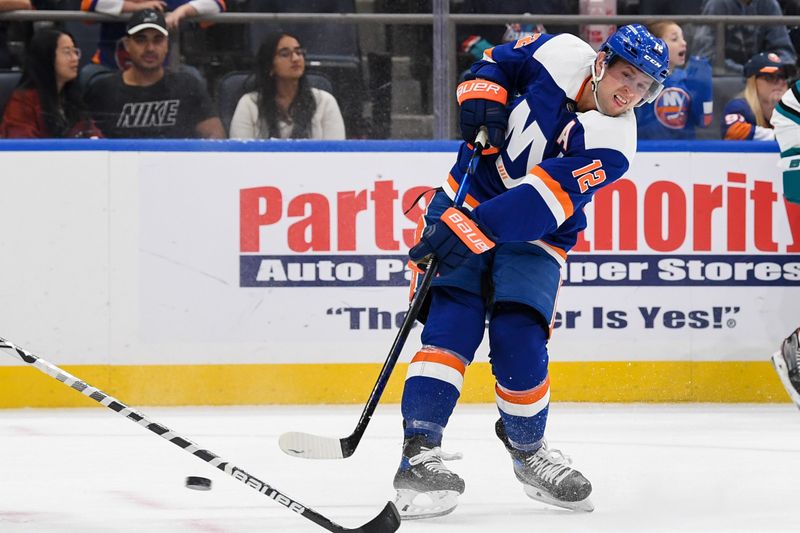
left=229, top=31, right=345, bottom=140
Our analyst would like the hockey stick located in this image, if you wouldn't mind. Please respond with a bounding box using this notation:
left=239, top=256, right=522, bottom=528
left=0, top=337, right=400, bottom=533
left=279, top=128, right=489, bottom=460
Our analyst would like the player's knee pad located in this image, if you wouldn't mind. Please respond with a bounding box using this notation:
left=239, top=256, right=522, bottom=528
left=488, top=301, right=549, bottom=389
left=421, top=286, right=486, bottom=360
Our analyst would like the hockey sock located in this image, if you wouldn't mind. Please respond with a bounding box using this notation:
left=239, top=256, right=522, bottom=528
left=401, top=287, right=485, bottom=444
left=489, top=304, right=550, bottom=449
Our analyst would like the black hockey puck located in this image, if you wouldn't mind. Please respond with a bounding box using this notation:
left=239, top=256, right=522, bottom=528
left=185, top=476, right=212, bottom=491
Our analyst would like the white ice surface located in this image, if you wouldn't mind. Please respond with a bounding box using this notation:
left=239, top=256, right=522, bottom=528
left=2, top=403, right=800, bottom=532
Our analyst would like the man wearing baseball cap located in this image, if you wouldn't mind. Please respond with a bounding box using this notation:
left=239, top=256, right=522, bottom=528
left=721, top=51, right=795, bottom=140
left=85, top=8, right=225, bottom=139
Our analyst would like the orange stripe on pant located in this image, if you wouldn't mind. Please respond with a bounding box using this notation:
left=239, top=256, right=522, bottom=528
left=406, top=347, right=467, bottom=392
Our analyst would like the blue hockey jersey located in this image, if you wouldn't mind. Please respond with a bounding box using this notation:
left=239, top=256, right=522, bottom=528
left=446, top=33, right=637, bottom=266
left=635, top=57, right=713, bottom=140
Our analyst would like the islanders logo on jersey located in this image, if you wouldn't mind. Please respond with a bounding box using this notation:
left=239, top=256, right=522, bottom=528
left=654, top=87, right=691, bottom=129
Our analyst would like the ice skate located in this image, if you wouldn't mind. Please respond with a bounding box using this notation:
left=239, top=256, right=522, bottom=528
left=771, top=328, right=800, bottom=409
left=496, top=419, right=594, bottom=512
left=393, top=434, right=465, bottom=520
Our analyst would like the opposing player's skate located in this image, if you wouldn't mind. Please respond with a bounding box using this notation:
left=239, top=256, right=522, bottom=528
left=393, top=435, right=465, bottom=520
left=496, top=419, right=594, bottom=512
left=771, top=327, right=800, bottom=409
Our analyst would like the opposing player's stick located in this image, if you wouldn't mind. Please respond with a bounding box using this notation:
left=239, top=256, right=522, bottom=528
left=279, top=128, right=489, bottom=460
left=0, top=337, right=400, bottom=533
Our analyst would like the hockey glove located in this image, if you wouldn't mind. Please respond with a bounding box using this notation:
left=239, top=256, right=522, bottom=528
left=409, top=207, right=496, bottom=275
left=457, top=79, right=508, bottom=149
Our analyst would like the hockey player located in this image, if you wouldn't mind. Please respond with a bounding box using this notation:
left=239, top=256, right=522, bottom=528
left=768, top=80, right=800, bottom=408
left=393, top=24, right=669, bottom=520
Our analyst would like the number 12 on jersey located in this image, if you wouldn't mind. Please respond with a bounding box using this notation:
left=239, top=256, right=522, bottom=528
left=572, top=160, right=606, bottom=193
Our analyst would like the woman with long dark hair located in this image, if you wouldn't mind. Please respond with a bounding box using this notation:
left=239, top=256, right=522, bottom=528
left=229, top=31, right=345, bottom=139
left=0, top=28, right=101, bottom=138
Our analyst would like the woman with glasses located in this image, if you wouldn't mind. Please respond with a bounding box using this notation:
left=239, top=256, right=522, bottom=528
left=0, top=29, right=101, bottom=138
left=229, top=31, right=345, bottom=140
left=722, top=51, right=795, bottom=141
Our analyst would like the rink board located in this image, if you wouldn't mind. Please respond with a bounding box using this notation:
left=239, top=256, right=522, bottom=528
left=0, top=140, right=797, bottom=406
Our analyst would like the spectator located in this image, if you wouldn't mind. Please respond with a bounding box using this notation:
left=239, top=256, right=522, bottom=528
left=85, top=9, right=225, bottom=138
left=721, top=51, right=794, bottom=140
left=0, top=0, right=32, bottom=68
left=458, top=1, right=579, bottom=73
left=637, top=0, right=703, bottom=52
left=779, top=0, right=800, bottom=58
left=0, top=28, right=101, bottom=138
left=229, top=31, right=345, bottom=140
left=636, top=20, right=713, bottom=139
left=693, top=0, right=796, bottom=74
left=81, top=0, right=225, bottom=69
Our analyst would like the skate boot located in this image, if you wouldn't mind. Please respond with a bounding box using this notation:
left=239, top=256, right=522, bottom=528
left=393, top=434, right=465, bottom=520
left=771, top=327, right=800, bottom=409
left=496, top=419, right=593, bottom=512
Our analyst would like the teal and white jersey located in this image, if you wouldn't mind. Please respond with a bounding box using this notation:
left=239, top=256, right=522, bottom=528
left=770, top=80, right=800, bottom=204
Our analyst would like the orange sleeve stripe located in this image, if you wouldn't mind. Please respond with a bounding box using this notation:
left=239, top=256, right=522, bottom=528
left=411, top=349, right=467, bottom=375
left=80, top=0, right=93, bottom=10
left=530, top=165, right=574, bottom=219
left=447, top=174, right=480, bottom=209
left=540, top=241, right=568, bottom=261
left=495, top=377, right=550, bottom=404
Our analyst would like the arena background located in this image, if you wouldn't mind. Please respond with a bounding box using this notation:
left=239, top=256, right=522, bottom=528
left=0, top=139, right=797, bottom=407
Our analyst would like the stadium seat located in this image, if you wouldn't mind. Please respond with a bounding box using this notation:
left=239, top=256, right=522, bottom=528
left=696, top=75, right=746, bottom=140
left=0, top=70, right=22, bottom=117
left=216, top=70, right=334, bottom=134
left=78, top=63, right=114, bottom=93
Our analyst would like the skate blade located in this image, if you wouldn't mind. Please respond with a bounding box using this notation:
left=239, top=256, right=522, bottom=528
left=394, top=489, right=459, bottom=520
left=522, top=485, right=594, bottom=512
left=771, top=351, right=800, bottom=409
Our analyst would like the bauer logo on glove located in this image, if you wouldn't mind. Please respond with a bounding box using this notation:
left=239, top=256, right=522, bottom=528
left=441, top=208, right=495, bottom=253
left=409, top=207, right=496, bottom=275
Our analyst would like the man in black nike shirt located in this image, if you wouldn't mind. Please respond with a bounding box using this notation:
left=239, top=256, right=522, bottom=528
left=86, top=9, right=225, bottom=139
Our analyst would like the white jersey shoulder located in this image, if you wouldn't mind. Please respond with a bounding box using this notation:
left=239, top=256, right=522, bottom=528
left=772, top=82, right=800, bottom=156
left=578, top=109, right=637, bottom=164
left=532, top=33, right=596, bottom=101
